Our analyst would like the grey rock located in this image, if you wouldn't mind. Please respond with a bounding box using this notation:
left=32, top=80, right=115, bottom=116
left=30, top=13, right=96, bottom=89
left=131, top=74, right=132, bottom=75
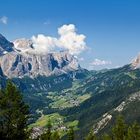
left=0, top=35, right=80, bottom=78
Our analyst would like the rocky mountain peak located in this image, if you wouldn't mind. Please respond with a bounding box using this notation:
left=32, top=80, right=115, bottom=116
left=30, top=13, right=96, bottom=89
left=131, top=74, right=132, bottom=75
left=0, top=34, right=13, bottom=55
left=0, top=34, right=80, bottom=78
left=13, top=38, right=33, bottom=52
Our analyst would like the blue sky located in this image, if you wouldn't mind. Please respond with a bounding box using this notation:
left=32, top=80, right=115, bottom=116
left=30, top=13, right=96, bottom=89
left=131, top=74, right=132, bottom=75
left=0, top=0, right=140, bottom=69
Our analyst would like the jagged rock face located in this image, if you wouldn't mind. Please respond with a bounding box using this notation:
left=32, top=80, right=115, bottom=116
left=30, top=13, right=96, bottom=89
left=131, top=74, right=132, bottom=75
left=131, top=53, right=140, bottom=69
left=13, top=38, right=33, bottom=52
left=0, top=35, right=80, bottom=78
left=0, top=34, right=13, bottom=55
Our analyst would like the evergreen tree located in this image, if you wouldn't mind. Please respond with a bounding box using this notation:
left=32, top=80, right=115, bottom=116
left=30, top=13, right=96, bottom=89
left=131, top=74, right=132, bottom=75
left=112, top=116, right=127, bottom=140
left=0, top=81, right=29, bottom=140
left=85, top=130, right=97, bottom=140
left=67, top=127, right=74, bottom=140
left=126, top=126, right=133, bottom=140
left=101, top=133, right=111, bottom=140
left=85, top=116, right=140, bottom=140
left=51, top=131, right=60, bottom=140
left=126, top=122, right=140, bottom=140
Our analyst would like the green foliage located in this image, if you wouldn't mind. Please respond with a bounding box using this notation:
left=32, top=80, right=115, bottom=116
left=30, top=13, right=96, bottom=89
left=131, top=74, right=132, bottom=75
left=33, top=114, right=140, bottom=140
left=112, top=116, right=127, bottom=140
left=111, top=117, right=140, bottom=140
left=0, top=81, right=29, bottom=140
left=101, top=134, right=111, bottom=140
left=7, top=65, right=140, bottom=139
left=51, top=131, right=60, bottom=140
left=85, top=130, right=97, bottom=140
left=40, top=120, right=52, bottom=140
left=126, top=122, right=140, bottom=140
left=1, top=66, right=140, bottom=140
left=67, top=127, right=75, bottom=140
left=85, top=116, right=140, bottom=140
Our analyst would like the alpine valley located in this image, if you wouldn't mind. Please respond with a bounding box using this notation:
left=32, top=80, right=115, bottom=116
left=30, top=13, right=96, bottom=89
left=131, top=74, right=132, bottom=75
left=0, top=33, right=140, bottom=139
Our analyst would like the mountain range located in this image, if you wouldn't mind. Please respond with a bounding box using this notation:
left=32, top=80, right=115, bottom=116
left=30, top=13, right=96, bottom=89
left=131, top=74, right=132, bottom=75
left=0, top=33, right=140, bottom=139
left=0, top=34, right=80, bottom=78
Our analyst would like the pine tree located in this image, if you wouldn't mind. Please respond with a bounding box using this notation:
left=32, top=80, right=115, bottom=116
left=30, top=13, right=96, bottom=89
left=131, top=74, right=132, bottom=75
left=85, top=130, right=97, bottom=140
left=67, top=127, right=74, bottom=140
left=126, top=126, right=133, bottom=140
left=101, top=133, right=111, bottom=140
left=126, top=122, right=140, bottom=140
left=51, top=131, right=60, bottom=140
left=112, top=116, right=127, bottom=140
left=0, top=81, right=29, bottom=140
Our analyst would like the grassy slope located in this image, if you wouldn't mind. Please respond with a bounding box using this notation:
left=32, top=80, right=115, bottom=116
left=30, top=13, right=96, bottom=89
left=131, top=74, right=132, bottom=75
left=6, top=66, right=140, bottom=139
left=29, top=113, right=79, bottom=137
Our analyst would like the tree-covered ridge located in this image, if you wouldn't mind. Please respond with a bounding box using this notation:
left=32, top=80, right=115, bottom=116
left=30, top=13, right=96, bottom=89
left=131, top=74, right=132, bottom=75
left=0, top=82, right=140, bottom=140
left=85, top=116, right=140, bottom=140
left=1, top=65, right=140, bottom=139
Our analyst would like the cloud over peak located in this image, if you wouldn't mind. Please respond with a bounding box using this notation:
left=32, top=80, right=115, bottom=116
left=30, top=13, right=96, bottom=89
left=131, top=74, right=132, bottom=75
left=31, top=35, right=57, bottom=54
left=31, top=24, right=87, bottom=55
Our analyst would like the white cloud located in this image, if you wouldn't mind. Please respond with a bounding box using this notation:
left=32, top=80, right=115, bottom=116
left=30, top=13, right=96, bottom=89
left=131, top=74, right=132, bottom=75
left=0, top=16, right=8, bottom=24
left=90, top=59, right=112, bottom=66
left=58, top=24, right=86, bottom=55
left=31, top=24, right=87, bottom=55
left=31, top=34, right=57, bottom=54
left=58, top=24, right=75, bottom=35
